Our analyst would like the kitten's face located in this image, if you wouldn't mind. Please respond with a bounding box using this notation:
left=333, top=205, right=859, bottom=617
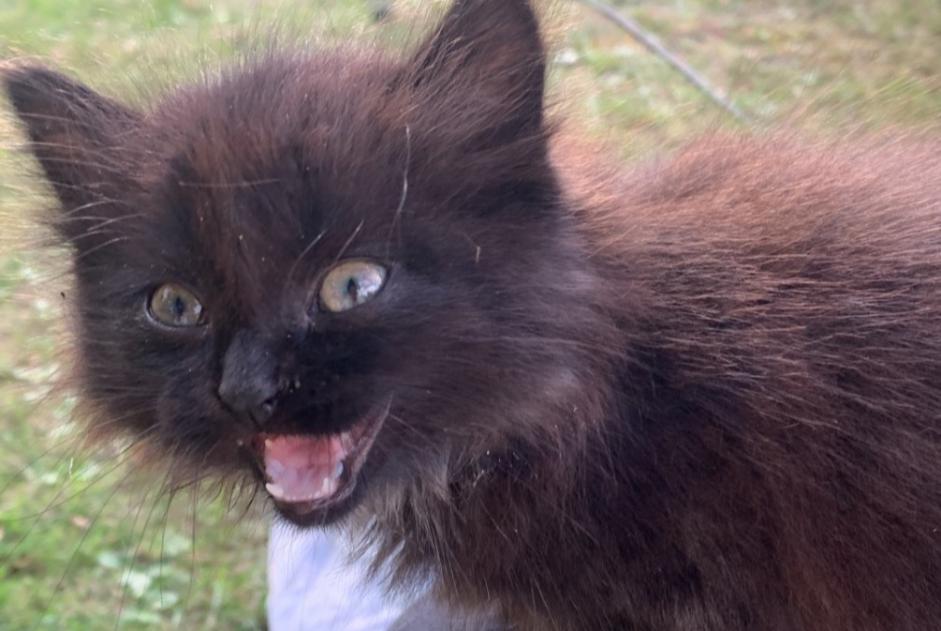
left=6, top=0, right=596, bottom=526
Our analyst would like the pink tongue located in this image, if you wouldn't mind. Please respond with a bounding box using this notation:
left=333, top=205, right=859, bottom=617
left=263, top=435, right=347, bottom=503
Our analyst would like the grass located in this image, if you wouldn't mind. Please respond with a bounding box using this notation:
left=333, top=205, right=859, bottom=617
left=0, top=0, right=939, bottom=628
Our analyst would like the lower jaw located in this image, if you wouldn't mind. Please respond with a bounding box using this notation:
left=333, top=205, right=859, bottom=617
left=268, top=471, right=367, bottom=527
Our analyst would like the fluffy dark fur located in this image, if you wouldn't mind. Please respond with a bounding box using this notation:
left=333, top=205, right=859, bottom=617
left=5, top=1, right=941, bottom=629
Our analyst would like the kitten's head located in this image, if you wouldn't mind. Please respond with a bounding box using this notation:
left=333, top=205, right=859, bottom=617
left=5, top=0, right=606, bottom=526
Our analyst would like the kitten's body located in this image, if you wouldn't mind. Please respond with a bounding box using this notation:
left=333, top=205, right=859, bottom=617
left=439, top=133, right=941, bottom=630
left=5, top=1, right=940, bottom=630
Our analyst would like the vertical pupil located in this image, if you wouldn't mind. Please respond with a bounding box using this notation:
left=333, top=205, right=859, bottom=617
left=172, top=295, right=186, bottom=319
left=345, top=277, right=359, bottom=301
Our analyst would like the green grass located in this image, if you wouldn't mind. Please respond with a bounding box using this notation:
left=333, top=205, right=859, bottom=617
left=0, top=0, right=939, bottom=628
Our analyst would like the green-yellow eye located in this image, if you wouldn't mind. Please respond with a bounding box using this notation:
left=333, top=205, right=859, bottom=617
left=148, top=283, right=205, bottom=328
left=319, top=260, right=387, bottom=313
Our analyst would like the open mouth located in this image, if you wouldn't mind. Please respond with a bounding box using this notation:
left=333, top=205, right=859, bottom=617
left=251, top=399, right=390, bottom=521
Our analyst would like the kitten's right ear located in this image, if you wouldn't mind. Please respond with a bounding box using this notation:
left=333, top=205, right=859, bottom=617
left=3, top=66, right=141, bottom=237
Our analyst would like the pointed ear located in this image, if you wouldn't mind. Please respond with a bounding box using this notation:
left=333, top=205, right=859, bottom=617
left=404, top=0, right=546, bottom=138
left=3, top=66, right=141, bottom=241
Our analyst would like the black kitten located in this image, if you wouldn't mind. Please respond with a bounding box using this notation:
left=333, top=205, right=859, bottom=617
left=5, top=1, right=941, bottom=629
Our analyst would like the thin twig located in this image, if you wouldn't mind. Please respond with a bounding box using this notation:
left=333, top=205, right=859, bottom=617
left=578, top=0, right=749, bottom=123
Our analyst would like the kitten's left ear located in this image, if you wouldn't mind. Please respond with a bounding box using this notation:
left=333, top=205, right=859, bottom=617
left=3, top=66, right=141, bottom=241
left=403, top=0, right=546, bottom=138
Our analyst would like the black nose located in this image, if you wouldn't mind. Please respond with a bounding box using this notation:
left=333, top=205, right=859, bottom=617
left=218, top=330, right=282, bottom=426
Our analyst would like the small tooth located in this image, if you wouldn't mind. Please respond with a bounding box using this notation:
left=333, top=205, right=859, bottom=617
left=321, top=477, right=331, bottom=493
left=266, top=482, right=285, bottom=499
left=332, top=461, right=344, bottom=480
left=265, top=439, right=273, bottom=448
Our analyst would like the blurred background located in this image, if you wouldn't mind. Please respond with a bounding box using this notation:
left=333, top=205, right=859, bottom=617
left=0, top=0, right=939, bottom=628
